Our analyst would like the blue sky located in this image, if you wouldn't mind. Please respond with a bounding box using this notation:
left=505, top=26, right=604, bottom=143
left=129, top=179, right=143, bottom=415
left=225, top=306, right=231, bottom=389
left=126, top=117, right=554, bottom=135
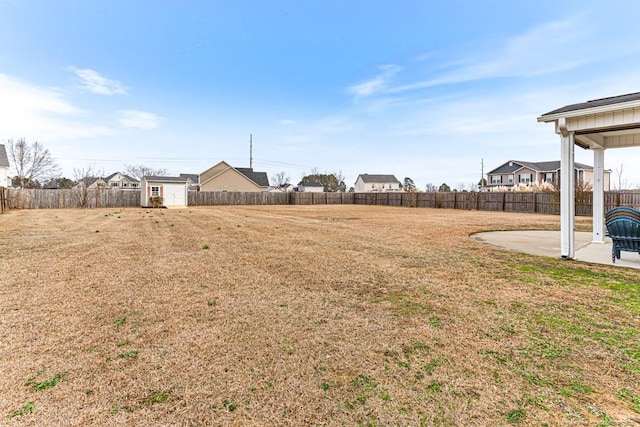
left=2, top=0, right=640, bottom=189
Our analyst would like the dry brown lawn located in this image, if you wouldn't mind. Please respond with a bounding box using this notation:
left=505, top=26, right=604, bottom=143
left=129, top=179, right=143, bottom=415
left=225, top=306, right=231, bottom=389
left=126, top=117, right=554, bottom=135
left=1, top=205, right=639, bottom=426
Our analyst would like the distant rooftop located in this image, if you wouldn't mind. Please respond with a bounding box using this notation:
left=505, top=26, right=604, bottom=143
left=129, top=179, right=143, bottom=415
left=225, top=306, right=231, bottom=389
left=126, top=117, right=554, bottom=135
left=357, top=174, right=400, bottom=184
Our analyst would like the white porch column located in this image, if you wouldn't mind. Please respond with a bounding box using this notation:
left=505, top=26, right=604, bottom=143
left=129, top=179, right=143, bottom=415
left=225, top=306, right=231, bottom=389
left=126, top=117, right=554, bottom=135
left=560, top=132, right=575, bottom=258
left=592, top=148, right=605, bottom=243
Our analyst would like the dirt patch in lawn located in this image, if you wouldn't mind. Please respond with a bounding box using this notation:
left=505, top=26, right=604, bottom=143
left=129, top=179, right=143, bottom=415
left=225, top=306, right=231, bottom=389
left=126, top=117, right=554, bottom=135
left=1, top=205, right=638, bottom=426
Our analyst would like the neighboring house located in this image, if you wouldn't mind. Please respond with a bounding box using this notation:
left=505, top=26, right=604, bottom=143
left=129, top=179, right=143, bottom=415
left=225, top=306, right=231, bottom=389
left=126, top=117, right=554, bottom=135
left=296, top=183, right=324, bottom=193
left=199, top=161, right=269, bottom=192
left=179, top=173, right=200, bottom=190
left=104, top=172, right=139, bottom=189
left=354, top=174, right=402, bottom=193
left=486, top=160, right=611, bottom=190
left=140, top=176, right=189, bottom=207
left=73, top=177, right=108, bottom=189
left=0, top=144, right=8, bottom=187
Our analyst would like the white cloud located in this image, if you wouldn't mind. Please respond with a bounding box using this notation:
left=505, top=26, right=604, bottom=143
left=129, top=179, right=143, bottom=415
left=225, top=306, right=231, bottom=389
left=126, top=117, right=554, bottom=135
left=70, top=67, right=127, bottom=95
left=347, top=64, right=402, bottom=97
left=386, top=11, right=640, bottom=96
left=0, top=73, right=113, bottom=141
left=118, top=110, right=164, bottom=129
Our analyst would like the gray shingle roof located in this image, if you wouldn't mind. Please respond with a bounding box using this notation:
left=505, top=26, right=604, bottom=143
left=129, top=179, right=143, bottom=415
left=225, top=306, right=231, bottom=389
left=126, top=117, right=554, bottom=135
left=236, top=168, right=269, bottom=187
left=179, top=173, right=199, bottom=183
left=357, top=174, right=400, bottom=184
left=0, top=144, right=9, bottom=168
left=489, top=160, right=593, bottom=174
left=541, top=92, right=640, bottom=116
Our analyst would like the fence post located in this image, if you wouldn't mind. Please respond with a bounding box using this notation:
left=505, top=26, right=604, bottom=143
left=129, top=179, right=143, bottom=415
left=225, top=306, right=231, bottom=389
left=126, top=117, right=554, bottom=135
left=502, top=192, right=506, bottom=212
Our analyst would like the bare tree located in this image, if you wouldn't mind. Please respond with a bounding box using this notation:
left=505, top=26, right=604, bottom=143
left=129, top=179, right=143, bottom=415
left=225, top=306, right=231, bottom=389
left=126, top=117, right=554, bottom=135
left=124, top=164, right=168, bottom=181
left=614, top=162, right=628, bottom=190
left=425, top=183, right=438, bottom=192
left=7, top=138, right=60, bottom=188
left=72, top=165, right=99, bottom=208
left=271, top=171, right=290, bottom=186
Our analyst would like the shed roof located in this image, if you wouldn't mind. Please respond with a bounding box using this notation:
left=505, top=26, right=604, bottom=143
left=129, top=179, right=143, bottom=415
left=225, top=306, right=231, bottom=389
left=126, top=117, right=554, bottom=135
left=142, top=176, right=189, bottom=183
left=0, top=144, right=9, bottom=167
left=357, top=174, right=400, bottom=184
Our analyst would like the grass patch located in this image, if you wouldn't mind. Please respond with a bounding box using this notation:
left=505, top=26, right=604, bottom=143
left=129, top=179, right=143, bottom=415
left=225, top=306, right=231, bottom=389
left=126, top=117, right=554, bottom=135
left=616, top=388, right=640, bottom=413
left=140, top=390, right=174, bottom=408
left=506, top=408, right=525, bottom=424
left=118, top=350, right=139, bottom=360
left=9, top=401, right=35, bottom=418
left=30, top=372, right=66, bottom=391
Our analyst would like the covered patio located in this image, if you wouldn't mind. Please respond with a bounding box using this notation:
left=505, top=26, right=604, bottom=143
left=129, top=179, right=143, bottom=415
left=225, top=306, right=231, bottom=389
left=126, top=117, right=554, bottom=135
left=472, top=230, right=640, bottom=269
left=537, top=92, right=640, bottom=261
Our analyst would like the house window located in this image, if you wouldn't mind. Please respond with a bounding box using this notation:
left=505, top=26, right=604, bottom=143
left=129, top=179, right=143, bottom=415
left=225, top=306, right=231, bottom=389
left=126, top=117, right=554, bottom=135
left=123, top=183, right=128, bottom=188
left=491, top=175, right=502, bottom=184
left=111, top=182, right=119, bottom=187
left=545, top=173, right=553, bottom=183
left=151, top=186, right=160, bottom=197
left=508, top=175, right=514, bottom=184
left=519, top=174, right=532, bottom=184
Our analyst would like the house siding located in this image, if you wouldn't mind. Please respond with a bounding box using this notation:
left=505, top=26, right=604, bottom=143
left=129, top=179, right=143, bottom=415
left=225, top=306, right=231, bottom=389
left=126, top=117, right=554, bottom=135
left=487, top=160, right=611, bottom=190
left=200, top=162, right=231, bottom=184
left=200, top=168, right=265, bottom=192
left=355, top=177, right=402, bottom=193
left=0, top=166, right=7, bottom=188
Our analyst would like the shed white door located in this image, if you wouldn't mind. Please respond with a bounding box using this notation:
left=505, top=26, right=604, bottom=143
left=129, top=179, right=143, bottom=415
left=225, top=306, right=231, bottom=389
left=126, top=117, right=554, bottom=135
left=163, top=183, right=186, bottom=207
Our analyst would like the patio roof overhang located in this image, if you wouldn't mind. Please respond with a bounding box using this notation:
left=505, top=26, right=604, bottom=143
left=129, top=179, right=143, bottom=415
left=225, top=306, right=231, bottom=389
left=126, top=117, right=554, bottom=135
left=537, top=92, right=640, bottom=259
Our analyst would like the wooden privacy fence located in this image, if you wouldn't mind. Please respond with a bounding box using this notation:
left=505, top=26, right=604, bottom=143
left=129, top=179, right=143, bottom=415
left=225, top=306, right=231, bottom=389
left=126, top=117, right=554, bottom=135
left=0, top=187, right=7, bottom=213
left=189, top=191, right=290, bottom=206
left=7, top=188, right=141, bottom=209
left=4, top=188, right=640, bottom=215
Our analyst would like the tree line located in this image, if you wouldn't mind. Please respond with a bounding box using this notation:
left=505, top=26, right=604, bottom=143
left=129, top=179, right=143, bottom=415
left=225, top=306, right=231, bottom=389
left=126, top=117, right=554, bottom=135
left=4, top=138, right=167, bottom=189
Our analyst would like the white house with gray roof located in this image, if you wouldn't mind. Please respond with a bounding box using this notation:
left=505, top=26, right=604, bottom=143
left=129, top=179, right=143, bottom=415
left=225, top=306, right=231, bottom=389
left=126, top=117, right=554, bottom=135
left=354, top=174, right=402, bottom=193
left=486, top=160, right=610, bottom=190
left=0, top=144, right=9, bottom=187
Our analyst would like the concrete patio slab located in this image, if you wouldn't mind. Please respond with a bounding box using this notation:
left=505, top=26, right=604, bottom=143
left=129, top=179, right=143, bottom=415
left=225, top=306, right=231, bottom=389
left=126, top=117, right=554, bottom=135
left=472, top=230, right=640, bottom=270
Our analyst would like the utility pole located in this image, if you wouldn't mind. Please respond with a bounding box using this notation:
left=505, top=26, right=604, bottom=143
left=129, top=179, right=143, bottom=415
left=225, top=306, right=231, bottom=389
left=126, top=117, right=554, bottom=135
left=480, top=158, right=484, bottom=188
left=249, top=133, right=253, bottom=169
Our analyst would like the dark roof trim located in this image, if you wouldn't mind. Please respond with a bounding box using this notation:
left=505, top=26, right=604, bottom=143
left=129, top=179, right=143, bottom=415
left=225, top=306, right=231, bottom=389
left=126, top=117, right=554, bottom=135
left=541, top=92, right=640, bottom=116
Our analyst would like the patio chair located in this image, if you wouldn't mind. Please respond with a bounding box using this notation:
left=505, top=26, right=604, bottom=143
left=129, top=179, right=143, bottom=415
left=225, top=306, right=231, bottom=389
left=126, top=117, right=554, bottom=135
left=605, top=207, right=640, bottom=263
